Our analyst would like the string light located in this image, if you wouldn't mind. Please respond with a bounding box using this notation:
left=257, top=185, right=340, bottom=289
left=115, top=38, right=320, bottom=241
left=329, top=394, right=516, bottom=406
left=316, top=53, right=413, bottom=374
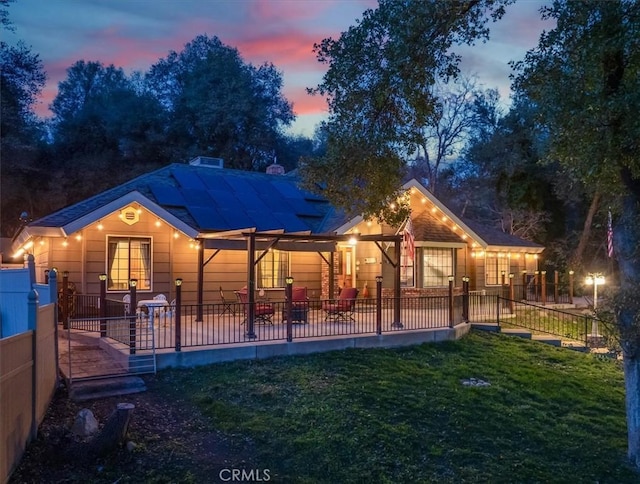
left=97, top=221, right=104, bottom=230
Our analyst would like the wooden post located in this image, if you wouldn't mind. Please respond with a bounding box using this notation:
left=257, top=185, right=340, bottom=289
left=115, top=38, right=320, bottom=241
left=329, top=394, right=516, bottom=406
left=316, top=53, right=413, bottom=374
left=175, top=279, right=182, bottom=351
left=375, top=276, right=383, bottom=334
left=286, top=277, right=293, bottom=342
left=462, top=276, right=469, bottom=322
left=129, top=279, right=137, bottom=355
left=62, top=271, right=69, bottom=329
left=99, top=274, right=107, bottom=337
left=28, top=290, right=38, bottom=440
left=448, top=276, right=454, bottom=328
left=88, top=403, right=135, bottom=457
left=568, top=270, right=574, bottom=305
left=509, top=273, right=515, bottom=313
left=392, top=238, right=403, bottom=328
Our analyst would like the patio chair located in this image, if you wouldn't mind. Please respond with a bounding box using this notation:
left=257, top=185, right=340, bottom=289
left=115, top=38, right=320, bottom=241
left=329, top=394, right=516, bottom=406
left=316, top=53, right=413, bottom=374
left=282, top=286, right=310, bottom=324
left=235, top=286, right=274, bottom=324
left=322, top=287, right=359, bottom=322
left=219, top=286, right=235, bottom=315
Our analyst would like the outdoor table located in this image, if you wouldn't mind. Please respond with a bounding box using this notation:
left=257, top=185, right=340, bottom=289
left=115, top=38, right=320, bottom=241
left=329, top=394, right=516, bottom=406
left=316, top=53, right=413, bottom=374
left=137, top=299, right=169, bottom=328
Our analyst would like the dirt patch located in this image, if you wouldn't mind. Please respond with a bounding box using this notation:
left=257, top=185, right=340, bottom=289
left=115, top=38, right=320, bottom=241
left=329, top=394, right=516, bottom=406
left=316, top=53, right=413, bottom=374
left=9, top=375, right=255, bottom=483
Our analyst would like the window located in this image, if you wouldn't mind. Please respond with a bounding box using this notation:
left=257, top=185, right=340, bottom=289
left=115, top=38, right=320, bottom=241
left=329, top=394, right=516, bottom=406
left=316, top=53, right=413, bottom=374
left=401, top=247, right=414, bottom=287
left=107, top=237, right=151, bottom=290
left=485, top=252, right=510, bottom=285
left=257, top=249, right=289, bottom=288
left=422, top=248, right=454, bottom=287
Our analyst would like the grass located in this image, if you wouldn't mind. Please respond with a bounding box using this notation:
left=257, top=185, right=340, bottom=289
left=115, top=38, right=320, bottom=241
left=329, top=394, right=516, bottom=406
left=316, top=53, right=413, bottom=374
left=151, top=330, right=636, bottom=483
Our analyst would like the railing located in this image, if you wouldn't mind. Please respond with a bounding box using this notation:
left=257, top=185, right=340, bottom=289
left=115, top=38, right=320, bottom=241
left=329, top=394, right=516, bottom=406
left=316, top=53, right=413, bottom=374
left=66, top=295, right=467, bottom=353
left=496, top=297, right=611, bottom=347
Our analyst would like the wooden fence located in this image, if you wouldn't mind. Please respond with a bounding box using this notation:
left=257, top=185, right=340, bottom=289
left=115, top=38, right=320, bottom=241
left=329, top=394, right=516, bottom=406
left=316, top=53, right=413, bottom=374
left=1, top=293, right=58, bottom=484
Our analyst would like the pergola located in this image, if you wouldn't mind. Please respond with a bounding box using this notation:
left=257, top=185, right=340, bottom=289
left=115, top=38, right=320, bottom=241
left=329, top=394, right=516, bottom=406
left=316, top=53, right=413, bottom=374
left=194, top=230, right=404, bottom=335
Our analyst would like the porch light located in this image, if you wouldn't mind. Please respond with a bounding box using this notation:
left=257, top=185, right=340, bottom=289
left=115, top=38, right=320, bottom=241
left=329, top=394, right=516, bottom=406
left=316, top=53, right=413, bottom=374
left=285, top=276, right=294, bottom=285
left=175, top=278, right=183, bottom=287
left=130, top=279, right=138, bottom=288
left=99, top=273, right=107, bottom=281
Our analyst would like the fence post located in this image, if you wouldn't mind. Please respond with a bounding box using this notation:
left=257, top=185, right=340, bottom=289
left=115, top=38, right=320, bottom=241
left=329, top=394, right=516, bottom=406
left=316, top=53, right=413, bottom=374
left=462, top=276, right=470, bottom=322
left=175, top=278, right=182, bottom=352
left=62, top=271, right=69, bottom=329
left=569, top=270, right=574, bottom=305
left=48, top=269, right=58, bottom=317
left=509, top=273, right=515, bottom=313
left=541, top=271, right=547, bottom=305
left=285, top=277, right=293, bottom=342
left=554, top=270, right=559, bottom=303
left=521, top=270, right=527, bottom=300
left=129, top=279, right=137, bottom=355
left=376, top=276, right=383, bottom=334
left=496, top=296, right=501, bottom=327
left=99, top=274, right=107, bottom=337
left=28, top=289, right=39, bottom=440
left=534, top=271, right=539, bottom=301
left=26, top=254, right=36, bottom=286
left=448, top=276, right=454, bottom=328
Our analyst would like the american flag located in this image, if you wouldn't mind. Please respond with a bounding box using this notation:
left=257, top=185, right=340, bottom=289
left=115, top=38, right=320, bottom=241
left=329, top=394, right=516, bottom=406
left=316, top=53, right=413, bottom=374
left=403, top=217, right=415, bottom=261
left=607, top=210, right=614, bottom=258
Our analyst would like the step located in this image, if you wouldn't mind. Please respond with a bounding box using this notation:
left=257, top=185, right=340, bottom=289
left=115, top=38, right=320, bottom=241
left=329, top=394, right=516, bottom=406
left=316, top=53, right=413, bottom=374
left=499, top=328, right=532, bottom=339
left=69, top=376, right=147, bottom=402
left=470, top=322, right=500, bottom=332
left=531, top=334, right=562, bottom=347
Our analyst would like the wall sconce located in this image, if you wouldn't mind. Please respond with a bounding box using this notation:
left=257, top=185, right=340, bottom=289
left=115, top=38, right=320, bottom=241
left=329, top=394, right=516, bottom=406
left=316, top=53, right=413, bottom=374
left=175, top=278, right=183, bottom=287
left=130, top=279, right=138, bottom=288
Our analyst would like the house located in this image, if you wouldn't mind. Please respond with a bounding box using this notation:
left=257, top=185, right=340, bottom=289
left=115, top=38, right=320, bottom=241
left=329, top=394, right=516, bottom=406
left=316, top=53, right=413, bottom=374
left=10, top=158, right=543, bottom=306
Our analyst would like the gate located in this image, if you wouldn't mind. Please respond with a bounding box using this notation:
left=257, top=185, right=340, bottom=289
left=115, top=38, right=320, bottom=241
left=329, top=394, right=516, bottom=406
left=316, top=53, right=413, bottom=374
left=60, top=314, right=156, bottom=384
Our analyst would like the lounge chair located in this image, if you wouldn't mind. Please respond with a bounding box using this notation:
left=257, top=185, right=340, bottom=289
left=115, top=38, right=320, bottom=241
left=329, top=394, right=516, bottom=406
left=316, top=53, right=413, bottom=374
left=235, top=287, right=274, bottom=324
left=322, top=287, right=359, bottom=322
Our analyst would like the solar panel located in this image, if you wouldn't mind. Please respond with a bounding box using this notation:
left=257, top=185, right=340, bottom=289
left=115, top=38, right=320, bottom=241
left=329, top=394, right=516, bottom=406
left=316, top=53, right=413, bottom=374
left=272, top=212, right=311, bottom=232
left=224, top=176, right=260, bottom=196
left=187, top=206, right=228, bottom=230
left=247, top=210, right=285, bottom=231
left=150, top=185, right=186, bottom=207
left=286, top=198, right=322, bottom=217
left=198, top=171, right=232, bottom=191
left=172, top=168, right=207, bottom=190
left=208, top=190, right=242, bottom=208
left=218, top=208, right=257, bottom=230
left=271, top=180, right=303, bottom=199
left=182, top=189, right=214, bottom=207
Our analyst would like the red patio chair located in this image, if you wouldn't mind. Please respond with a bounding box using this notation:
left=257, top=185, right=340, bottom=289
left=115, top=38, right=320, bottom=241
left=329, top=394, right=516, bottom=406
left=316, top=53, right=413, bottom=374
left=235, top=287, right=274, bottom=324
left=322, top=287, right=359, bottom=322
left=282, top=286, right=310, bottom=324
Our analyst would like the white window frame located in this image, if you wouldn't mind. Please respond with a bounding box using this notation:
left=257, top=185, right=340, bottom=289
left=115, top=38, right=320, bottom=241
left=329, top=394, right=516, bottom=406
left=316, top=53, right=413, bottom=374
left=106, top=235, right=153, bottom=292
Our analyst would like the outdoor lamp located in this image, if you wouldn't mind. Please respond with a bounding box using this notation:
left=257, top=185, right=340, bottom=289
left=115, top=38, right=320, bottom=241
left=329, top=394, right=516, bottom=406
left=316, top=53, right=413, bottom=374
left=130, top=279, right=138, bottom=288
left=175, top=278, right=183, bottom=286
left=286, top=276, right=294, bottom=285
left=462, top=276, right=470, bottom=283
left=448, top=275, right=454, bottom=282
left=63, top=270, right=69, bottom=278
left=509, top=273, right=514, bottom=279
left=99, top=273, right=107, bottom=281
left=375, top=275, right=383, bottom=283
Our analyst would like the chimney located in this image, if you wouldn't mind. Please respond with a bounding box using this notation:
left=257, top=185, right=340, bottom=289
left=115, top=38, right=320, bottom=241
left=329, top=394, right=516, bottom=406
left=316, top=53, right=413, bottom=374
left=266, top=157, right=285, bottom=175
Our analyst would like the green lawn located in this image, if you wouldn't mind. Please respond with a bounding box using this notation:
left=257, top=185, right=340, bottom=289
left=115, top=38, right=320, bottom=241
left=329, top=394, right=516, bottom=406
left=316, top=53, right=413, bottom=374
left=152, top=330, right=636, bottom=483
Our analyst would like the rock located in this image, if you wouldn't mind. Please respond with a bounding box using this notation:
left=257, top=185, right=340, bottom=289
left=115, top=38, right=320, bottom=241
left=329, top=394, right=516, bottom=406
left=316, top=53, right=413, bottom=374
left=461, top=377, right=491, bottom=387
left=71, top=408, right=99, bottom=438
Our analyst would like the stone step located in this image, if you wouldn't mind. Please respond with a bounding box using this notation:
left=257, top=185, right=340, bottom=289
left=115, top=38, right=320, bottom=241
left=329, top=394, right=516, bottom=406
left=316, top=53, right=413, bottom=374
left=69, top=376, right=147, bottom=402
left=531, top=334, right=562, bottom=347
left=499, top=328, right=532, bottom=339
left=470, top=322, right=500, bottom=332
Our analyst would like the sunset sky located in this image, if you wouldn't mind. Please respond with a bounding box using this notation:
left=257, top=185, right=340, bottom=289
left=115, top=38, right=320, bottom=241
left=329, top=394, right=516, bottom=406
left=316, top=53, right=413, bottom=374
left=5, top=0, right=554, bottom=137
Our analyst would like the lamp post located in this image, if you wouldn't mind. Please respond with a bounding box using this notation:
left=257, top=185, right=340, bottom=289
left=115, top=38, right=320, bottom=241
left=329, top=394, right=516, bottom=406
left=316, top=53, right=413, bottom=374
left=62, top=271, right=69, bottom=329
left=448, top=275, right=454, bottom=328
left=461, top=276, right=470, bottom=322
left=99, top=273, right=107, bottom=337
left=585, top=273, right=605, bottom=338
left=375, top=275, right=383, bottom=334
left=175, top=278, right=182, bottom=351
left=285, top=276, right=294, bottom=342
left=129, top=279, right=138, bottom=355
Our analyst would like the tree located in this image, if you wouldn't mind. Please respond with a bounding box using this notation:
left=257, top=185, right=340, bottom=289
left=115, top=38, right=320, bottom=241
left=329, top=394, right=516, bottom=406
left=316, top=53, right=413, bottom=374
left=144, top=35, right=294, bottom=169
left=302, top=0, right=513, bottom=224
left=512, top=0, right=640, bottom=468
left=0, top=40, right=47, bottom=237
